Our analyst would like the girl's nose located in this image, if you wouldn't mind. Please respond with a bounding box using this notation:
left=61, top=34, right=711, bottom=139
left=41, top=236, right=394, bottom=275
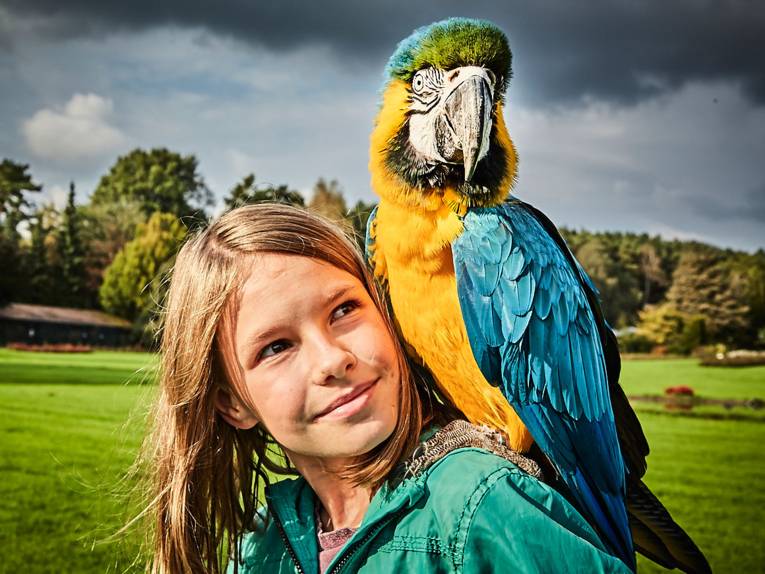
left=307, top=330, right=357, bottom=384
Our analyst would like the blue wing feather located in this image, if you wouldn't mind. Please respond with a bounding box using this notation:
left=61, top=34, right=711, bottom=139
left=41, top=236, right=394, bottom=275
left=453, top=199, right=634, bottom=567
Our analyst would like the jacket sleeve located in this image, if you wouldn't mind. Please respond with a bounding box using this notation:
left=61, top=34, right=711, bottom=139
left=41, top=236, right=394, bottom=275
left=460, top=468, right=632, bottom=574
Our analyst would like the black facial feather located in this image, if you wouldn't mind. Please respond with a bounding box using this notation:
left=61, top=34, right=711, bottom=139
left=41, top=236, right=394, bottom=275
left=384, top=109, right=509, bottom=206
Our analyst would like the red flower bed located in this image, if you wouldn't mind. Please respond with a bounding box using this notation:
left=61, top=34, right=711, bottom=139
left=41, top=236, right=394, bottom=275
left=664, top=385, right=695, bottom=397
left=6, top=343, right=93, bottom=353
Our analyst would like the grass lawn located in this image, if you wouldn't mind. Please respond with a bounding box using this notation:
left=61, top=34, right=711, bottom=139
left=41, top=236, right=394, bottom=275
left=0, top=348, right=157, bottom=386
left=619, top=358, right=765, bottom=400
left=0, top=351, right=763, bottom=573
left=0, top=350, right=155, bottom=574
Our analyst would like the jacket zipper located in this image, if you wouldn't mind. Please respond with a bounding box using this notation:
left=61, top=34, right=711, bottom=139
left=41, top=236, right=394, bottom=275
left=272, top=512, right=306, bottom=574
left=327, top=507, right=407, bottom=574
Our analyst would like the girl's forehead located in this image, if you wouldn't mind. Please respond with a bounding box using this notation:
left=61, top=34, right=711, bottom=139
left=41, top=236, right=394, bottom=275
left=241, top=253, right=358, bottom=298
left=236, top=255, right=367, bottom=331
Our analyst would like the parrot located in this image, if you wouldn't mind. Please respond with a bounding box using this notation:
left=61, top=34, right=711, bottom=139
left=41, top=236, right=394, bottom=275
left=366, top=17, right=710, bottom=573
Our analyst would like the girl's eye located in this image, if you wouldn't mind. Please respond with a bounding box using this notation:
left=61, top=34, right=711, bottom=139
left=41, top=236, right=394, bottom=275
left=331, top=299, right=361, bottom=321
left=259, top=339, right=292, bottom=360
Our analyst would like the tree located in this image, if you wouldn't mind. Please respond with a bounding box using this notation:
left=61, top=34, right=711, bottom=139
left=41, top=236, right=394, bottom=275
left=346, top=199, right=377, bottom=249
left=574, top=237, right=641, bottom=327
left=223, top=173, right=304, bottom=209
left=79, top=198, right=147, bottom=295
left=666, top=246, right=749, bottom=344
left=637, top=303, right=706, bottom=354
left=23, top=204, right=59, bottom=304
left=308, top=178, right=347, bottom=222
left=100, top=212, right=187, bottom=322
left=638, top=242, right=667, bottom=305
left=0, top=159, right=42, bottom=304
left=741, top=250, right=765, bottom=347
left=55, top=183, right=89, bottom=307
left=91, top=148, right=212, bottom=219
left=0, top=232, right=21, bottom=305
left=0, top=159, right=42, bottom=242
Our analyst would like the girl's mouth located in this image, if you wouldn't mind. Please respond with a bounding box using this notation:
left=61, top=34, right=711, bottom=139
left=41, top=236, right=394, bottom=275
left=314, top=378, right=380, bottom=421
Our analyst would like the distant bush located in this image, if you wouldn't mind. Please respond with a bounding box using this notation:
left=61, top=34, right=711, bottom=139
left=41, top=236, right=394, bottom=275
left=636, top=304, right=706, bottom=355
left=6, top=343, right=93, bottom=353
left=618, top=332, right=655, bottom=353
left=700, top=350, right=765, bottom=367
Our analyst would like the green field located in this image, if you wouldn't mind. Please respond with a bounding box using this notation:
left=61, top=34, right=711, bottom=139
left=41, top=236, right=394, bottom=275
left=0, top=350, right=763, bottom=573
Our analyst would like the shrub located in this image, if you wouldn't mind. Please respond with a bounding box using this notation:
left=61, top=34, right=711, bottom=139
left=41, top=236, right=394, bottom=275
left=700, top=350, right=765, bottom=367
left=618, top=332, right=655, bottom=353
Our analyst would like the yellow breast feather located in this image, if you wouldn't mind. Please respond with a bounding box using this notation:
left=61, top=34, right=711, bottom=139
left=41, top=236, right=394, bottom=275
left=373, top=200, right=533, bottom=452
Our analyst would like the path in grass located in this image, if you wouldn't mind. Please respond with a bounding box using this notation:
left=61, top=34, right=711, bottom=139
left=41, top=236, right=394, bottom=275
left=0, top=351, right=763, bottom=573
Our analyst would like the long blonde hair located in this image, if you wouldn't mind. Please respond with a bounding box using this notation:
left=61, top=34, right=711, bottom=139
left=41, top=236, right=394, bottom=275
left=142, top=203, right=455, bottom=573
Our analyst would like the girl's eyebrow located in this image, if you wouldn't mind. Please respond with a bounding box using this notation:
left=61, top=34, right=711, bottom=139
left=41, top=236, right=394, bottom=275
left=321, top=284, right=357, bottom=308
left=239, top=284, right=359, bottom=366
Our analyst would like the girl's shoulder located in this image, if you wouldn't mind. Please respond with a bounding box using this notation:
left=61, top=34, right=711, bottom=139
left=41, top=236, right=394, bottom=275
left=401, top=421, right=630, bottom=572
left=400, top=419, right=547, bottom=507
left=406, top=419, right=543, bottom=480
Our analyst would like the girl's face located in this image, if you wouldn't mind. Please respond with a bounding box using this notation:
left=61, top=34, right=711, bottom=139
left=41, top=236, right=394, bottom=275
left=228, top=254, right=401, bottom=465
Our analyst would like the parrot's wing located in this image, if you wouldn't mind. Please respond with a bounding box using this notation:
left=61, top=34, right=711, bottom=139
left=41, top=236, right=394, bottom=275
left=520, top=200, right=649, bottom=478
left=453, top=200, right=634, bottom=567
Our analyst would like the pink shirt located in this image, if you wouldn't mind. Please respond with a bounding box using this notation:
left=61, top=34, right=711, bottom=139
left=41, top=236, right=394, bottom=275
left=317, top=526, right=356, bottom=573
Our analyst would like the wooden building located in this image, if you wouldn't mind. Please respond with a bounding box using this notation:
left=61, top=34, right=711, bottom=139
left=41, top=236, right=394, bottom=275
left=0, top=303, right=132, bottom=347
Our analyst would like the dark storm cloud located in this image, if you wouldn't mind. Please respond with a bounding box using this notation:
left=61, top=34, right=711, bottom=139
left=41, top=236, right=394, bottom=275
left=698, top=182, right=765, bottom=224
left=2, top=0, right=764, bottom=106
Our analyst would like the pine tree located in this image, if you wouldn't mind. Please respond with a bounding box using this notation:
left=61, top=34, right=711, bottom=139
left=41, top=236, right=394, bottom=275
left=0, top=159, right=42, bottom=243
left=25, top=208, right=54, bottom=303
left=56, top=182, right=88, bottom=307
left=0, top=159, right=41, bottom=303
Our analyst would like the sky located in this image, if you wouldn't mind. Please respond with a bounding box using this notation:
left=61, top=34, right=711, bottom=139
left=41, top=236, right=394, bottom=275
left=0, top=1, right=763, bottom=252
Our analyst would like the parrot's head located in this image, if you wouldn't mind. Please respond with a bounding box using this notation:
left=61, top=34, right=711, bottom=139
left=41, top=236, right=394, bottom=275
left=370, top=18, right=517, bottom=210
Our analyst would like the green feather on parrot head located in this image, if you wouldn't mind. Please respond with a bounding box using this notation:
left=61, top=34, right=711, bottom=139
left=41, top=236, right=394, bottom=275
left=371, top=18, right=518, bottom=209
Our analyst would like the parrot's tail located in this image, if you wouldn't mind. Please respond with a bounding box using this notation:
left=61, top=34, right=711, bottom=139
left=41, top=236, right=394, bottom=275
left=628, top=479, right=711, bottom=573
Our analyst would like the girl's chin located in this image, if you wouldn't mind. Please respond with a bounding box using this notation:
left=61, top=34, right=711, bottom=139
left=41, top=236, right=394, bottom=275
left=290, top=420, right=396, bottom=461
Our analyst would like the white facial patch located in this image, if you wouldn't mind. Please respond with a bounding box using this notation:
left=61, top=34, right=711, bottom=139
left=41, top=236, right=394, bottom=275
left=408, top=66, right=495, bottom=166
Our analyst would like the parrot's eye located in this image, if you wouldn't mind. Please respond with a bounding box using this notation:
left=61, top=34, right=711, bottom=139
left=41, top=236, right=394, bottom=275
left=485, top=68, right=497, bottom=87
left=411, top=67, right=444, bottom=96
left=412, top=71, right=426, bottom=94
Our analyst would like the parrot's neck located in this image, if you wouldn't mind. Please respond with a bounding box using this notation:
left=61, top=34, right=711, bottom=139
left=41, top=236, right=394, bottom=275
left=376, top=197, right=463, bottom=269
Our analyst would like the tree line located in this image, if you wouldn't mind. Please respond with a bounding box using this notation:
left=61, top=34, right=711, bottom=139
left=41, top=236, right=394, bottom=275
left=1, top=149, right=763, bottom=351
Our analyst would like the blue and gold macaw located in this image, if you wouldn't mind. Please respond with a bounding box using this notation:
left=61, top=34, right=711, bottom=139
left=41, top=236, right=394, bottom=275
left=366, top=18, right=709, bottom=573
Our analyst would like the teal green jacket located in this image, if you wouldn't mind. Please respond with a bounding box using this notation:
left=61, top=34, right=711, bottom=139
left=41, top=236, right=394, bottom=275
left=227, top=426, right=631, bottom=574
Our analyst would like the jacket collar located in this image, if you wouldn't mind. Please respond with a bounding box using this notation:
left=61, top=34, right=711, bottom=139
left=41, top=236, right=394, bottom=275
left=264, top=429, right=439, bottom=574
left=266, top=470, right=428, bottom=574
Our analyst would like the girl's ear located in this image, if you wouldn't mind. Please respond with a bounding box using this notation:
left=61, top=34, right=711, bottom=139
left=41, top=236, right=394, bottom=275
left=214, top=388, right=259, bottom=429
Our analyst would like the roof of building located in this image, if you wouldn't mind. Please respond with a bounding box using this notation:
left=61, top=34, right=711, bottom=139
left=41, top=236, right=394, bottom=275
left=0, top=303, right=132, bottom=329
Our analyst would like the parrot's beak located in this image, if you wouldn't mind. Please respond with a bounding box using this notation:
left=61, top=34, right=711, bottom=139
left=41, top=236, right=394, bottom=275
left=437, top=69, right=494, bottom=182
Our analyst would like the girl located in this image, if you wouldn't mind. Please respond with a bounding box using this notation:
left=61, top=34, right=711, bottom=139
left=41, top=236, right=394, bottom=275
left=144, top=203, right=630, bottom=573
